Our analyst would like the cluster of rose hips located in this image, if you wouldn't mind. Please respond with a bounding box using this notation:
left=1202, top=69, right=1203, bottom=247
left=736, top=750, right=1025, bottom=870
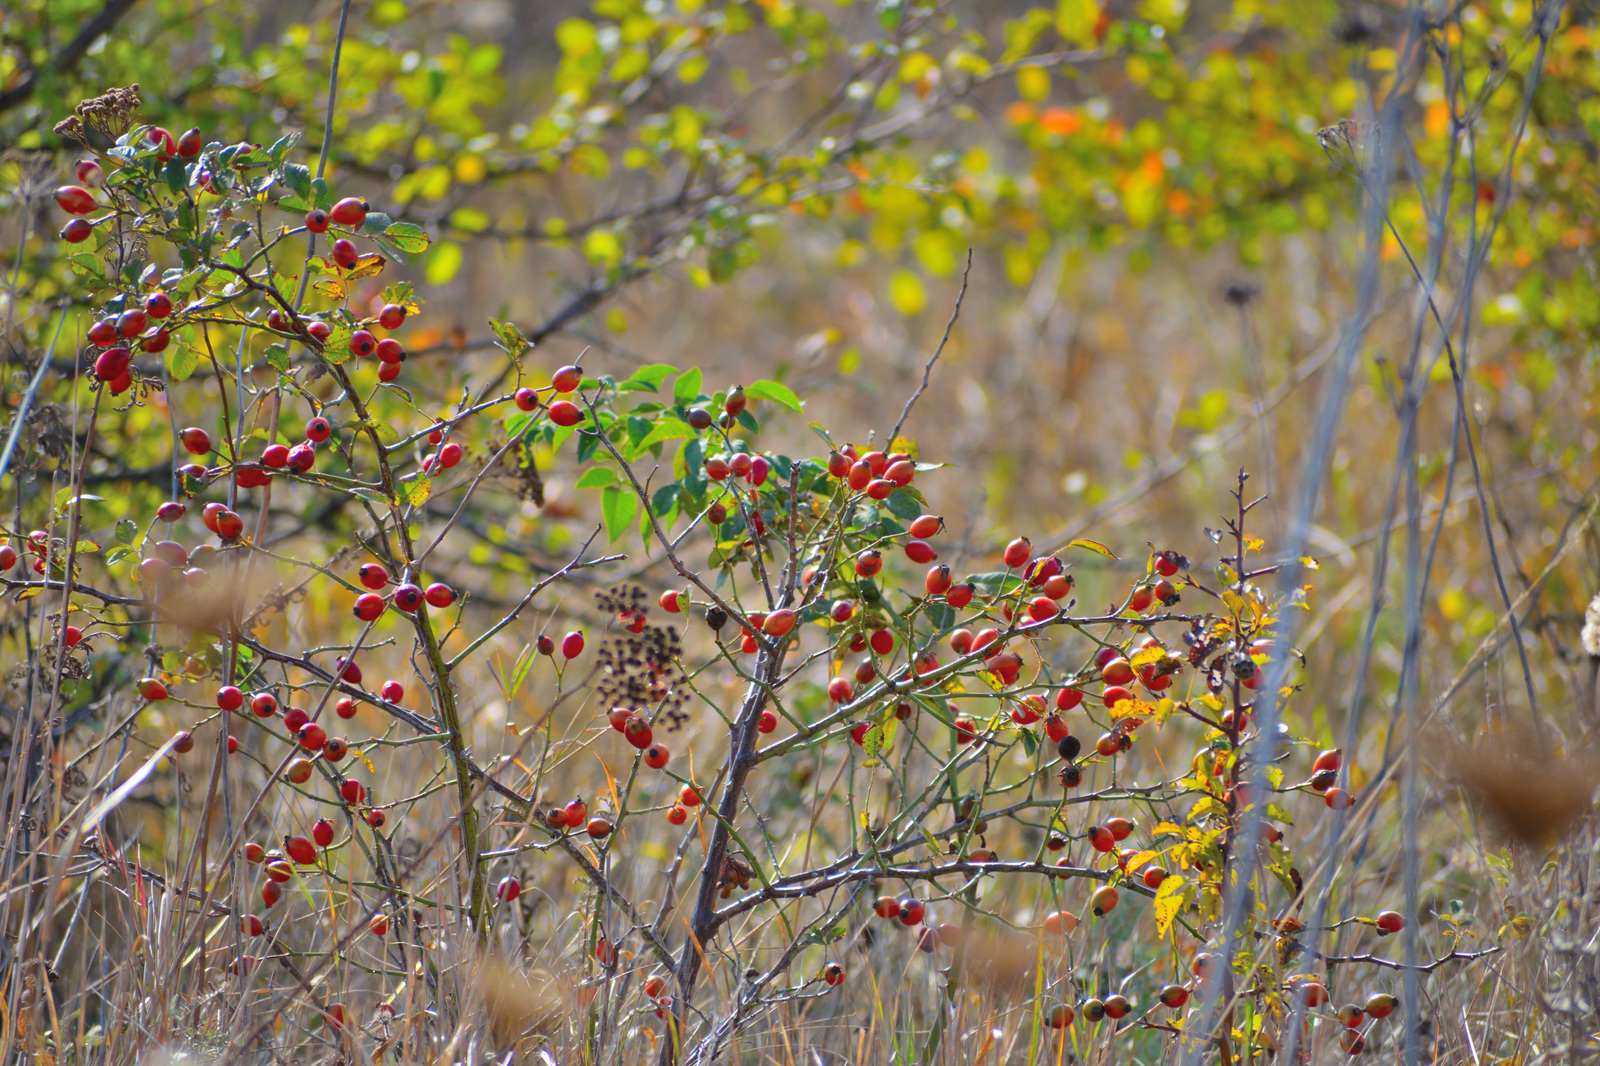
left=538, top=796, right=590, bottom=834
left=53, top=126, right=208, bottom=246
left=1330, top=989, right=1400, bottom=1054
left=268, top=292, right=416, bottom=385
left=604, top=703, right=671, bottom=769
left=641, top=973, right=678, bottom=1019
left=1043, top=990, right=1137, bottom=1030
left=350, top=561, right=456, bottom=622
left=870, top=893, right=964, bottom=954
left=529, top=791, right=616, bottom=841
left=513, top=364, right=585, bottom=426
left=824, top=443, right=920, bottom=501
left=237, top=811, right=355, bottom=918
left=1174, top=958, right=1400, bottom=1054
left=76, top=285, right=178, bottom=395
left=0, top=529, right=77, bottom=577
left=1307, top=747, right=1356, bottom=810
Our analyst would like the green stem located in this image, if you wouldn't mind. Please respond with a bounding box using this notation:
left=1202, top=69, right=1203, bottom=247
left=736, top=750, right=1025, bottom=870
left=415, top=603, right=487, bottom=940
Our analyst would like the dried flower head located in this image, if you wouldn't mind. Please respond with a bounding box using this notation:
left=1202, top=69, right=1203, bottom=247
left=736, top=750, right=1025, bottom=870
left=594, top=584, right=689, bottom=731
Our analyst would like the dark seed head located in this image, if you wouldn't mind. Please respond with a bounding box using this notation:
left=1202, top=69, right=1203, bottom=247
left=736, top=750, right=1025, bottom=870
left=1057, top=735, right=1081, bottom=761
left=705, top=606, right=727, bottom=630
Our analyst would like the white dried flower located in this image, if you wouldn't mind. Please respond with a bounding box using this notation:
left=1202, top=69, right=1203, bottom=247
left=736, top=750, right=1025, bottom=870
left=1582, top=593, right=1600, bottom=657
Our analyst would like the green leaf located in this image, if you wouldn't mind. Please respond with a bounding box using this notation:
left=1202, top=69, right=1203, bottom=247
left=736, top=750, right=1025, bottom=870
left=673, top=367, right=703, bottom=404
left=489, top=317, right=529, bottom=357
left=638, top=417, right=698, bottom=449
left=167, top=343, right=200, bottom=382
left=310, top=177, right=334, bottom=210
left=400, top=476, right=432, bottom=507
left=264, top=344, right=290, bottom=372
left=624, top=364, right=679, bottom=392
left=281, top=164, right=311, bottom=198
left=574, top=467, right=617, bottom=489
left=601, top=484, right=638, bottom=542
left=321, top=324, right=353, bottom=365
left=746, top=379, right=802, bottom=412
left=967, top=571, right=1023, bottom=596
left=277, top=194, right=312, bottom=214
left=66, top=253, right=106, bottom=282
left=267, top=132, right=301, bottom=164
left=884, top=487, right=922, bottom=521
left=650, top=481, right=681, bottom=515
left=114, top=519, right=137, bottom=545
left=386, top=222, right=432, bottom=255
left=864, top=715, right=897, bottom=758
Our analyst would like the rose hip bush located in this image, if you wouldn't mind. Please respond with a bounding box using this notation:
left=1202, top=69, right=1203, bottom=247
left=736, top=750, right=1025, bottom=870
left=0, top=99, right=1487, bottom=1065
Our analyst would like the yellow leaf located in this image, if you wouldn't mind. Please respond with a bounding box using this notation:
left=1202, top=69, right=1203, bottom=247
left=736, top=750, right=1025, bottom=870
left=888, top=436, right=920, bottom=460
left=1129, top=646, right=1167, bottom=668
left=597, top=755, right=620, bottom=813
left=346, top=253, right=387, bottom=281
left=1154, top=874, right=1187, bottom=936
left=1122, top=849, right=1157, bottom=870
left=1067, top=538, right=1118, bottom=560
left=1110, top=698, right=1156, bottom=720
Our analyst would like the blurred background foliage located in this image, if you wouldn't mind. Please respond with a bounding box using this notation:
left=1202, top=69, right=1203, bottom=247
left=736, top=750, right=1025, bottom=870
left=10, top=0, right=1600, bottom=649
left=6, top=0, right=1600, bottom=1056
left=4, top=0, right=1599, bottom=824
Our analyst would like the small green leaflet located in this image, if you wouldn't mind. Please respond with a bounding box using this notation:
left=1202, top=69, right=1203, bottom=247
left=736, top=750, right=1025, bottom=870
left=623, top=364, right=679, bottom=392
left=864, top=715, right=898, bottom=760
left=673, top=367, right=703, bottom=404
left=167, top=343, right=200, bottom=382
left=382, top=222, right=431, bottom=254
left=489, top=318, right=529, bottom=357
left=601, top=485, right=638, bottom=542
left=67, top=253, right=107, bottom=283
left=280, top=164, right=311, bottom=199
left=746, top=379, right=802, bottom=412
left=400, top=477, right=431, bottom=507
left=321, top=324, right=354, bottom=365
left=264, top=344, right=290, bottom=372
left=575, top=467, right=617, bottom=489
left=637, top=417, right=698, bottom=450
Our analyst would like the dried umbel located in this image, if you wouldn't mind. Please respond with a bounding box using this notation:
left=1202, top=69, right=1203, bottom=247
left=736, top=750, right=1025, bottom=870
left=56, top=84, right=144, bottom=143
left=593, top=584, right=689, bottom=732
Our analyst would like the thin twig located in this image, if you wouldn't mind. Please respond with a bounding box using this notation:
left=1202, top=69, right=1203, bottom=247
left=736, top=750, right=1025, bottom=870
left=889, top=249, right=972, bottom=443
